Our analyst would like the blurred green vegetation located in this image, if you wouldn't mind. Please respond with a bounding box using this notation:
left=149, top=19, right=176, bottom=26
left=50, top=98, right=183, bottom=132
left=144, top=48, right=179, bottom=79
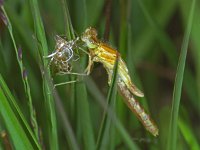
left=0, top=0, right=199, bottom=149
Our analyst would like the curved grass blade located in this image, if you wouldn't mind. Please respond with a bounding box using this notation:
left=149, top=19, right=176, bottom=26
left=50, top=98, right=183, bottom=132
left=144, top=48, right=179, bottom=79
left=85, top=77, right=139, bottom=150
left=60, top=1, right=96, bottom=149
left=137, top=1, right=200, bottom=115
left=60, top=1, right=95, bottom=149
left=28, top=0, right=59, bottom=149
left=58, top=2, right=82, bottom=149
left=3, top=4, right=38, bottom=61
left=96, top=55, right=119, bottom=150
left=0, top=75, right=41, bottom=149
left=0, top=6, right=39, bottom=141
left=167, top=0, right=196, bottom=150
left=60, top=0, right=75, bottom=39
left=73, top=1, right=96, bottom=149
left=179, top=0, right=200, bottom=114
left=0, top=83, right=34, bottom=150
left=75, top=82, right=96, bottom=150
left=52, top=90, right=80, bottom=150
left=133, top=0, right=177, bottom=63
left=178, top=117, right=200, bottom=150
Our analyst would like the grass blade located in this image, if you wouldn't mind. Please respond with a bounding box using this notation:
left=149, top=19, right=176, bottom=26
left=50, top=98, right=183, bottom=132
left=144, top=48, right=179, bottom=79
left=0, top=6, right=39, bottom=140
left=96, top=55, right=119, bottom=150
left=178, top=117, right=200, bottom=150
left=133, top=0, right=177, bottom=63
left=75, top=82, right=95, bottom=150
left=179, top=0, right=200, bottom=114
left=0, top=75, right=41, bottom=149
left=28, top=0, right=58, bottom=149
left=85, top=76, right=139, bottom=150
left=60, top=0, right=75, bottom=39
left=73, top=1, right=96, bottom=149
left=167, top=0, right=196, bottom=150
left=0, top=79, right=34, bottom=150
left=136, top=0, right=199, bottom=116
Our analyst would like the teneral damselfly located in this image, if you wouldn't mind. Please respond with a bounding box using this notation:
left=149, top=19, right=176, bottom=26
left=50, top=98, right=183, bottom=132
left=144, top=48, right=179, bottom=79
left=80, top=27, right=159, bottom=136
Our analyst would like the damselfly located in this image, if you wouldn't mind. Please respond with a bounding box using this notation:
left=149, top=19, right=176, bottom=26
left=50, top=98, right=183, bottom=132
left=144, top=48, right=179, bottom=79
left=80, top=27, right=159, bottom=136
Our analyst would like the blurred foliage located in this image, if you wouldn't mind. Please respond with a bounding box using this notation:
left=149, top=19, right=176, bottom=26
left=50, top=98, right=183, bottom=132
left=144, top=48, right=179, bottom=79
left=0, top=0, right=199, bottom=149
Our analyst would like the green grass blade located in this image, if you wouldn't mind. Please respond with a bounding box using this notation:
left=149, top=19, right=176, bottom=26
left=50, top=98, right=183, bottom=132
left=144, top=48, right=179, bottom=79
left=0, top=81, right=34, bottom=150
left=75, top=83, right=95, bottom=150
left=0, top=75, right=41, bottom=149
left=60, top=0, right=75, bottom=38
left=58, top=2, right=82, bottom=149
left=3, top=4, right=37, bottom=60
left=136, top=0, right=199, bottom=115
left=179, top=0, right=200, bottom=114
left=133, top=0, right=177, bottom=63
left=73, top=0, right=95, bottom=149
left=0, top=6, right=39, bottom=141
left=53, top=91, right=80, bottom=150
left=28, top=0, right=58, bottom=149
left=178, top=117, right=200, bottom=150
left=167, top=0, right=196, bottom=150
left=96, top=55, right=119, bottom=150
left=85, top=77, right=139, bottom=150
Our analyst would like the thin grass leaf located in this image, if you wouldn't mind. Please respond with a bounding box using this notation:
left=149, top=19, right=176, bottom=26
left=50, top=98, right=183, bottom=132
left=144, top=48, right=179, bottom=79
left=179, top=0, right=200, bottom=114
left=59, top=0, right=77, bottom=124
left=135, top=0, right=178, bottom=65
left=52, top=90, right=80, bottom=150
left=136, top=0, right=200, bottom=116
left=75, top=82, right=95, bottom=150
left=0, top=75, right=41, bottom=149
left=28, top=0, right=58, bottom=149
left=85, top=77, right=139, bottom=150
left=58, top=1, right=95, bottom=149
left=117, top=0, right=129, bottom=132
left=0, top=83, right=34, bottom=150
left=96, top=54, right=119, bottom=150
left=0, top=6, right=39, bottom=140
left=60, top=0, right=75, bottom=39
left=54, top=2, right=86, bottom=150
left=133, top=0, right=177, bottom=63
left=72, top=1, right=96, bottom=149
left=3, top=4, right=37, bottom=60
left=167, top=0, right=196, bottom=150
left=60, top=10, right=81, bottom=150
left=178, top=117, right=200, bottom=150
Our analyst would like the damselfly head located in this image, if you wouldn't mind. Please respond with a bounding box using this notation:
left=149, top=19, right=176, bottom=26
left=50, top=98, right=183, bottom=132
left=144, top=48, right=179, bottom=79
left=81, top=27, right=98, bottom=49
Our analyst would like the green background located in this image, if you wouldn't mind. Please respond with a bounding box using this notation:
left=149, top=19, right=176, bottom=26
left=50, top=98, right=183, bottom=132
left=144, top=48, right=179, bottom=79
left=0, top=0, right=199, bottom=149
